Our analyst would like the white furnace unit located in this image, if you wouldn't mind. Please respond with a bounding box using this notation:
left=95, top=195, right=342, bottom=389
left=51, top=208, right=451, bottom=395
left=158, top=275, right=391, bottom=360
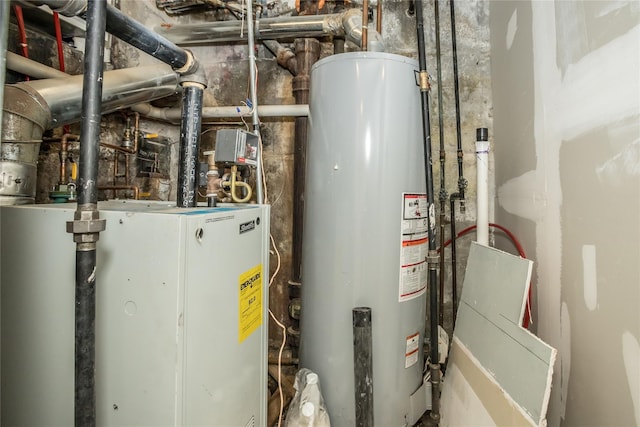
left=1, top=201, right=269, bottom=426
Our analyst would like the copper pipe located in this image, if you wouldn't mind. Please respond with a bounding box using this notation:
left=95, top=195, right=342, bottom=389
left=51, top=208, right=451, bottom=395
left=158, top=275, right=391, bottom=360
left=43, top=134, right=80, bottom=185
left=362, top=0, right=368, bottom=51
left=98, top=185, right=139, bottom=200
left=376, top=1, right=382, bottom=34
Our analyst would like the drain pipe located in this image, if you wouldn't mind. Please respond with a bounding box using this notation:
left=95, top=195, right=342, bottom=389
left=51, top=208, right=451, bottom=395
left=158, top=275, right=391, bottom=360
left=476, top=128, right=489, bottom=246
left=434, top=0, right=447, bottom=327
left=177, top=68, right=207, bottom=208
left=246, top=0, right=263, bottom=204
left=353, top=307, right=374, bottom=427
left=64, top=0, right=107, bottom=424
left=415, top=0, right=440, bottom=421
left=291, top=38, right=320, bottom=285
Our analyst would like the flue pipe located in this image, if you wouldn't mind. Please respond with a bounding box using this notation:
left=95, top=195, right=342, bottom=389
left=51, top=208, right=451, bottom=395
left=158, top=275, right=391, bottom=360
left=65, top=0, right=107, bottom=424
left=476, top=127, right=489, bottom=246
left=154, top=9, right=383, bottom=51
left=1, top=65, right=178, bottom=205
left=415, top=0, right=441, bottom=421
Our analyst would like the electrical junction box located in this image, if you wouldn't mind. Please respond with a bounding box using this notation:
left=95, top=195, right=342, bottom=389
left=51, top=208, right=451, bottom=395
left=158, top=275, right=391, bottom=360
left=214, top=129, right=259, bottom=166
left=1, top=201, right=270, bottom=426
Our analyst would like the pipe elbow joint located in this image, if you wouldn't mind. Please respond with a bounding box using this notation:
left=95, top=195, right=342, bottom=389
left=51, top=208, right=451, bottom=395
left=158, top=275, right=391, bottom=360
left=178, top=57, right=207, bottom=88
left=175, top=50, right=204, bottom=81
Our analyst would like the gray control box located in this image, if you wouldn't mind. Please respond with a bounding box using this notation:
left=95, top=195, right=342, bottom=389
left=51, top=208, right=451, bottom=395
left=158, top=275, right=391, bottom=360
left=214, top=129, right=259, bottom=166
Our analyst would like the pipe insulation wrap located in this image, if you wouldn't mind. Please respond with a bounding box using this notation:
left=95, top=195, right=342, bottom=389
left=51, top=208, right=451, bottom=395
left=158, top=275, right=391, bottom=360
left=21, top=65, right=179, bottom=127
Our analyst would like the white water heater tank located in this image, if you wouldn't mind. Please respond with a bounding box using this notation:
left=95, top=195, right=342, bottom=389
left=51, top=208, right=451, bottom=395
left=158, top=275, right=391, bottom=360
left=300, top=52, right=429, bottom=426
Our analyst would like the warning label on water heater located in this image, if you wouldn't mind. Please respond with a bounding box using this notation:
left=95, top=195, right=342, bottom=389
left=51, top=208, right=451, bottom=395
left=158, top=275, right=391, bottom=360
left=399, top=193, right=428, bottom=302
left=238, top=264, right=263, bottom=343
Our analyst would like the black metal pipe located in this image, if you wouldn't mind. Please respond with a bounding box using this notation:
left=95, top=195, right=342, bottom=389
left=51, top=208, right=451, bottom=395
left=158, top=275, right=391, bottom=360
left=435, top=0, right=447, bottom=328
left=450, top=0, right=465, bottom=202
left=75, top=249, right=97, bottom=425
left=74, top=0, right=106, bottom=424
left=415, top=0, right=440, bottom=421
left=450, top=196, right=459, bottom=328
left=105, top=5, right=192, bottom=72
left=177, top=83, right=204, bottom=208
left=291, top=38, right=320, bottom=284
left=353, top=307, right=373, bottom=427
left=27, top=1, right=194, bottom=72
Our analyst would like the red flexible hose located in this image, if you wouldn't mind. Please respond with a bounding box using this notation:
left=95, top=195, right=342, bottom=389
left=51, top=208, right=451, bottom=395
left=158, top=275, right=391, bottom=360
left=441, top=222, right=533, bottom=328
left=13, top=5, right=30, bottom=81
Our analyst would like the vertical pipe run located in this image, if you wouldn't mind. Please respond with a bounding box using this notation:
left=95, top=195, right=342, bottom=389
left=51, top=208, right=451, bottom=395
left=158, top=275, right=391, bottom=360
left=476, top=127, right=489, bottom=246
left=74, top=0, right=107, bottom=424
left=434, top=0, right=447, bottom=327
left=291, top=38, right=320, bottom=284
left=450, top=0, right=465, bottom=203
left=0, top=0, right=10, bottom=132
left=361, top=0, right=368, bottom=51
left=353, top=307, right=373, bottom=427
left=415, top=0, right=440, bottom=420
left=177, top=83, right=204, bottom=208
left=246, top=0, right=264, bottom=204
left=376, top=1, right=382, bottom=34
left=449, top=197, right=458, bottom=326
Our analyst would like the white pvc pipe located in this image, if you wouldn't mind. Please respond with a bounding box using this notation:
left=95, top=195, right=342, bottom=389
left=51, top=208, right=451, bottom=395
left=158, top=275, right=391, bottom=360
left=476, top=128, right=489, bottom=246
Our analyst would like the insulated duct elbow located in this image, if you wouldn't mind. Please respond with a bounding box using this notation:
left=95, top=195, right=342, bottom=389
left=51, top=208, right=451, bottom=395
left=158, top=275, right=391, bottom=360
left=340, top=9, right=385, bottom=52
left=1, top=64, right=180, bottom=204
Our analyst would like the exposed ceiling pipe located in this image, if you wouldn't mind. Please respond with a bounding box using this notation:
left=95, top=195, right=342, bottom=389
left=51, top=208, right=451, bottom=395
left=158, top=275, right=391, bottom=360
left=6, top=51, right=70, bottom=79
left=154, top=9, right=385, bottom=51
left=131, top=103, right=309, bottom=122
left=22, top=0, right=199, bottom=74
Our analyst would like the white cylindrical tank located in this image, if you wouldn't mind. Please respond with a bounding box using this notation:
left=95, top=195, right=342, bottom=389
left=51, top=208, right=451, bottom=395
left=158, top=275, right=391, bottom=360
left=300, top=52, right=428, bottom=427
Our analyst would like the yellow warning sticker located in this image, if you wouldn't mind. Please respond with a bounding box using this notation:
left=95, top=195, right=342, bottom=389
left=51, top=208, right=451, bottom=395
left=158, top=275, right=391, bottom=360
left=238, top=264, right=262, bottom=343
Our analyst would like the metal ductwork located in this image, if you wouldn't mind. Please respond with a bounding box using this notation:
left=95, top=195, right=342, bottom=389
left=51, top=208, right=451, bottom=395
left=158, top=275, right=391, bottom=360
left=154, top=9, right=385, bottom=51
left=1, top=65, right=180, bottom=205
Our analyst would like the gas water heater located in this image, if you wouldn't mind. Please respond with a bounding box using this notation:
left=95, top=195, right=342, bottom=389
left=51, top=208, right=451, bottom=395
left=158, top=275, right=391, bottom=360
left=300, top=52, right=428, bottom=426
left=1, top=201, right=269, bottom=426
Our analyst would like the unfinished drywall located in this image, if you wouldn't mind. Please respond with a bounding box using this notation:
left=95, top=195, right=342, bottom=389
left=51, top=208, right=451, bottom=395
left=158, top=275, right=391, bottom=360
left=491, top=1, right=640, bottom=425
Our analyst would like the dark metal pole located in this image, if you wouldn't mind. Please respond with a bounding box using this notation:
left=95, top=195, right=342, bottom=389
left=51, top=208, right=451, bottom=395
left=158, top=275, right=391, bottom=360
left=450, top=0, right=466, bottom=203
left=65, top=0, right=107, bottom=425
left=435, top=0, right=447, bottom=328
left=415, top=0, right=440, bottom=421
left=291, top=38, right=320, bottom=284
left=450, top=197, right=458, bottom=327
left=353, top=307, right=373, bottom=427
left=177, top=83, right=205, bottom=208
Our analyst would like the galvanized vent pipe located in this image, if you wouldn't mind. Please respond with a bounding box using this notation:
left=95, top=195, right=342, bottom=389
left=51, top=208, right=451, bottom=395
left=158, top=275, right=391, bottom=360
left=154, top=9, right=384, bottom=51
left=1, top=66, right=179, bottom=205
